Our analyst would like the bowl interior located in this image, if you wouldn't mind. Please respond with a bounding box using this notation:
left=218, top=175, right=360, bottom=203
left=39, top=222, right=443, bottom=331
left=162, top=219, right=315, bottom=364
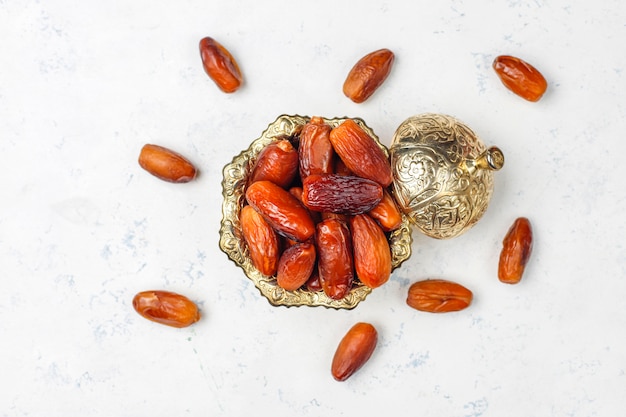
left=219, top=114, right=413, bottom=309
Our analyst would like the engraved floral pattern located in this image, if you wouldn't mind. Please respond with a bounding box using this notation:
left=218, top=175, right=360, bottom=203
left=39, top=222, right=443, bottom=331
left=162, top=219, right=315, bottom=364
left=390, top=113, right=499, bottom=239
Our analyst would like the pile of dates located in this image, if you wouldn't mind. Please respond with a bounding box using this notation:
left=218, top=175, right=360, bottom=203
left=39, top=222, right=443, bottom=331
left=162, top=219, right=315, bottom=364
left=241, top=117, right=403, bottom=300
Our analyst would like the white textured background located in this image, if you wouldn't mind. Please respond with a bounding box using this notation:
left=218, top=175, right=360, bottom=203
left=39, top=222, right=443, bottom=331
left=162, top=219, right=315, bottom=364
left=1, top=1, right=625, bottom=416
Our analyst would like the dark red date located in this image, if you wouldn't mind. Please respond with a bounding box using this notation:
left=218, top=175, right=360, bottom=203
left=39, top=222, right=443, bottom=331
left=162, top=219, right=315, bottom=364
left=302, top=174, right=383, bottom=215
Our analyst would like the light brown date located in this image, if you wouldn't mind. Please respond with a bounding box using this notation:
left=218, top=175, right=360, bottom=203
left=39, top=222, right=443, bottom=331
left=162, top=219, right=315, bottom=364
left=138, top=144, right=197, bottom=183
left=199, top=37, right=243, bottom=93
left=493, top=55, right=547, bottom=102
left=133, top=290, right=200, bottom=328
left=276, top=242, right=317, bottom=291
left=245, top=180, right=316, bottom=242
left=367, top=189, right=403, bottom=232
left=299, top=116, right=334, bottom=179
left=498, top=217, right=533, bottom=284
left=331, top=322, right=378, bottom=381
left=240, top=205, right=280, bottom=276
left=329, top=119, right=393, bottom=187
left=343, top=48, right=395, bottom=103
left=302, top=174, right=383, bottom=215
left=316, top=219, right=354, bottom=300
left=406, top=279, right=473, bottom=313
left=350, top=214, right=391, bottom=289
left=249, top=139, right=299, bottom=188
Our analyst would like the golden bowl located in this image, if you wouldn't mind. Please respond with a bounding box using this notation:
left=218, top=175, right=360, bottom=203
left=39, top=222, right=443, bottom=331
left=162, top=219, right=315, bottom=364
left=219, top=114, right=413, bottom=309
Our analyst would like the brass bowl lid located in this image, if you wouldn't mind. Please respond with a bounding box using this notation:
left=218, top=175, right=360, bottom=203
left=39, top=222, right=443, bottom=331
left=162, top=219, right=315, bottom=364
left=390, top=113, right=504, bottom=239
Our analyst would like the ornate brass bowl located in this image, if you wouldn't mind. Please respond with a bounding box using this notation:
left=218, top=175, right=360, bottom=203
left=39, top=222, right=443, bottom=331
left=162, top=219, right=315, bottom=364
left=219, top=114, right=413, bottom=309
left=390, top=113, right=504, bottom=239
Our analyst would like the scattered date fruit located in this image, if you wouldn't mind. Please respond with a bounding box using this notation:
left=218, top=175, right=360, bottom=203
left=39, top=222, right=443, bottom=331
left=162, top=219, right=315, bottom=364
left=493, top=55, right=547, bottom=102
left=133, top=290, right=200, bottom=328
left=498, top=217, right=533, bottom=284
left=138, top=144, right=197, bottom=183
left=406, top=279, right=473, bottom=313
left=343, top=48, right=395, bottom=103
left=199, top=36, right=243, bottom=93
left=331, top=322, right=378, bottom=381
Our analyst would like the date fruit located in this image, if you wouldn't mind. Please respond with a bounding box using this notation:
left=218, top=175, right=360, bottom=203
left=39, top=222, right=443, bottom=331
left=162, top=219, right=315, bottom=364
left=289, top=186, right=322, bottom=224
left=321, top=211, right=349, bottom=223
left=138, top=144, right=197, bottom=183
left=276, top=242, right=317, bottom=291
left=333, top=157, right=353, bottom=176
left=298, top=116, right=334, bottom=179
left=331, top=322, right=378, bottom=381
left=329, top=119, right=393, bottom=187
left=367, top=189, right=403, bottom=232
left=133, top=290, right=200, bottom=328
left=498, top=217, right=533, bottom=284
left=302, top=174, right=383, bottom=215
left=316, top=219, right=354, bottom=300
left=343, top=48, right=395, bottom=103
left=245, top=180, right=316, bottom=242
left=493, top=55, right=547, bottom=102
left=306, top=270, right=322, bottom=292
left=240, top=205, right=280, bottom=276
left=249, top=139, right=299, bottom=188
left=350, top=214, right=391, bottom=288
left=199, top=36, right=243, bottom=93
left=406, top=279, right=473, bottom=313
